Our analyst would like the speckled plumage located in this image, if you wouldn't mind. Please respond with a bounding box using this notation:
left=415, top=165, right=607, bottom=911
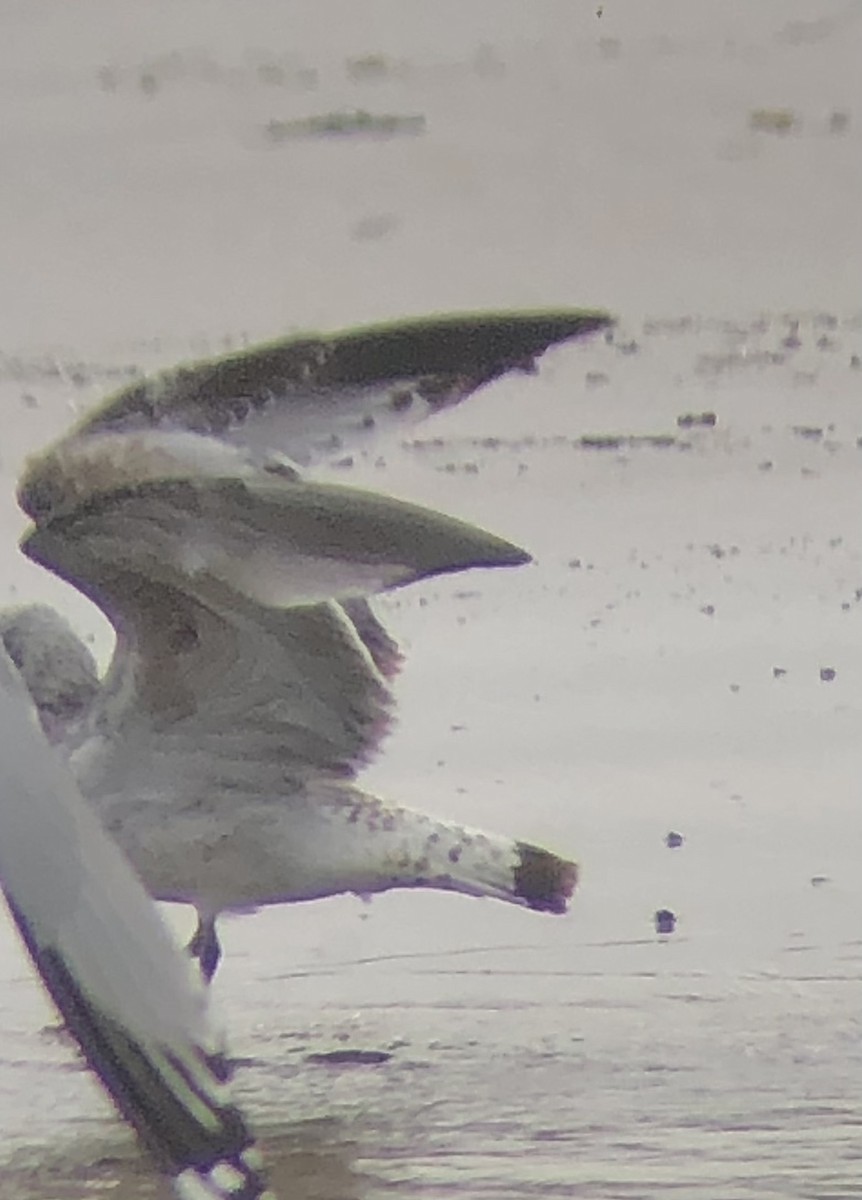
left=6, top=311, right=606, bottom=978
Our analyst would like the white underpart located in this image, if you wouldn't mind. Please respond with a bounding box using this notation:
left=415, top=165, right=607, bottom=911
left=97, top=780, right=527, bottom=912
left=216, top=380, right=437, bottom=466
left=0, top=646, right=271, bottom=1197
left=0, top=646, right=215, bottom=1057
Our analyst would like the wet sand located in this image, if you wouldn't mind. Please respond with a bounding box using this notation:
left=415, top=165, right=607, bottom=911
left=1, top=2, right=862, bottom=1196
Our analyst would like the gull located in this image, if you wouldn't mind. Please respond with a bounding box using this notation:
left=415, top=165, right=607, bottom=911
left=0, top=643, right=270, bottom=1198
left=4, top=309, right=611, bottom=980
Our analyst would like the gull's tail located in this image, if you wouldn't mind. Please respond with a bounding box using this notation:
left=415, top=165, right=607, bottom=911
left=254, top=784, right=578, bottom=915
left=513, top=842, right=579, bottom=914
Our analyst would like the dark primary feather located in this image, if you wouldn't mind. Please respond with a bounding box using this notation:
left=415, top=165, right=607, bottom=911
left=64, top=309, right=614, bottom=467
left=7, top=896, right=268, bottom=1199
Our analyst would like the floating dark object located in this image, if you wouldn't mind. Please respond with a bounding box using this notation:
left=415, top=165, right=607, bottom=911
left=654, top=909, right=676, bottom=935
left=665, top=831, right=684, bottom=849
left=819, top=667, right=836, bottom=682
left=676, top=411, right=717, bottom=429
left=265, top=110, right=426, bottom=142
left=772, top=666, right=787, bottom=679
left=792, top=425, right=823, bottom=441
left=305, top=1049, right=392, bottom=1066
left=577, top=433, right=679, bottom=451
left=749, top=107, right=799, bottom=135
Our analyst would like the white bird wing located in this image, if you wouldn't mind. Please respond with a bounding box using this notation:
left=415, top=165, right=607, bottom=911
left=18, top=429, right=529, bottom=808
left=0, top=647, right=270, bottom=1199
left=57, top=309, right=613, bottom=469
left=15, top=309, right=610, bottom=810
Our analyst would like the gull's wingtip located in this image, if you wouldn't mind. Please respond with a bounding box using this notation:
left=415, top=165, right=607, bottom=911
left=310, top=305, right=616, bottom=383
left=71, top=306, right=615, bottom=443
left=471, top=538, right=532, bottom=571
left=5, top=896, right=271, bottom=1199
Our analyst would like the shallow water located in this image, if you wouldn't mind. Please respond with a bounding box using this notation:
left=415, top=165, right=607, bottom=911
left=1, top=1, right=862, bottom=1197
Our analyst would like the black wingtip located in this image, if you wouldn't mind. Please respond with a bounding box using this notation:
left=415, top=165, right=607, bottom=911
left=322, top=307, right=615, bottom=387
left=5, top=894, right=269, bottom=1198
left=76, top=307, right=614, bottom=439
left=513, top=843, right=578, bottom=914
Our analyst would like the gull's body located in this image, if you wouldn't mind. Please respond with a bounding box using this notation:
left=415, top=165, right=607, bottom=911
left=0, top=644, right=269, bottom=1198
left=5, top=310, right=611, bottom=977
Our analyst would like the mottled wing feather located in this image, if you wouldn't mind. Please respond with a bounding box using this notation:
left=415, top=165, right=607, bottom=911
left=90, top=576, right=394, bottom=780
left=66, top=310, right=613, bottom=468
left=339, top=596, right=403, bottom=680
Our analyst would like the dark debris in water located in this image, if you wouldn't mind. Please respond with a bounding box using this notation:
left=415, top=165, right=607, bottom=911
left=265, top=110, right=426, bottom=142
left=305, top=1049, right=392, bottom=1066
left=677, top=410, right=717, bottom=428
left=578, top=433, right=683, bottom=451
left=748, top=107, right=800, bottom=135
left=654, top=909, right=677, bottom=935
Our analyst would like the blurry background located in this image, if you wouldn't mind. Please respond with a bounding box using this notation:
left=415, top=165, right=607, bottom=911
left=1, top=2, right=862, bottom=1196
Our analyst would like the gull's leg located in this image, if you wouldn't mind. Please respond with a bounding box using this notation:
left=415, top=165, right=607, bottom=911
left=187, top=910, right=222, bottom=983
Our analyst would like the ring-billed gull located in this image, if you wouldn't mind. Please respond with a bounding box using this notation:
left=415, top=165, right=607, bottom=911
left=5, top=309, right=611, bottom=980
left=0, top=645, right=270, bottom=1198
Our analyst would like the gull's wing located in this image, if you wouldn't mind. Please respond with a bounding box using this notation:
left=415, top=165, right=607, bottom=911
left=19, top=307, right=610, bottom=719
left=14, top=309, right=607, bottom=796
left=19, top=430, right=529, bottom=610
left=18, top=430, right=529, bottom=788
left=58, top=309, right=613, bottom=468
left=0, top=648, right=269, bottom=1198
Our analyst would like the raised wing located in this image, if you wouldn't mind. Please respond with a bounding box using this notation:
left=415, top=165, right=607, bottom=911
left=14, top=308, right=602, bottom=811
left=59, top=309, right=613, bottom=468
left=0, top=647, right=270, bottom=1199
left=20, top=429, right=530, bottom=611
left=19, top=431, right=529, bottom=795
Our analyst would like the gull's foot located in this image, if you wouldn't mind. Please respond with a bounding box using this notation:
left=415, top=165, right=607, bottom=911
left=188, top=913, right=222, bottom=983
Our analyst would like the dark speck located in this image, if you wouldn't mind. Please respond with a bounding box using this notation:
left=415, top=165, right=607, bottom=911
left=655, top=909, right=676, bottom=935
left=390, top=389, right=414, bottom=412
left=665, top=832, right=684, bottom=849
left=168, top=622, right=199, bottom=653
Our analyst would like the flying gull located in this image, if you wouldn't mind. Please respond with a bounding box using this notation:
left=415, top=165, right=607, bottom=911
left=4, top=309, right=611, bottom=980
left=0, top=643, right=271, bottom=1198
